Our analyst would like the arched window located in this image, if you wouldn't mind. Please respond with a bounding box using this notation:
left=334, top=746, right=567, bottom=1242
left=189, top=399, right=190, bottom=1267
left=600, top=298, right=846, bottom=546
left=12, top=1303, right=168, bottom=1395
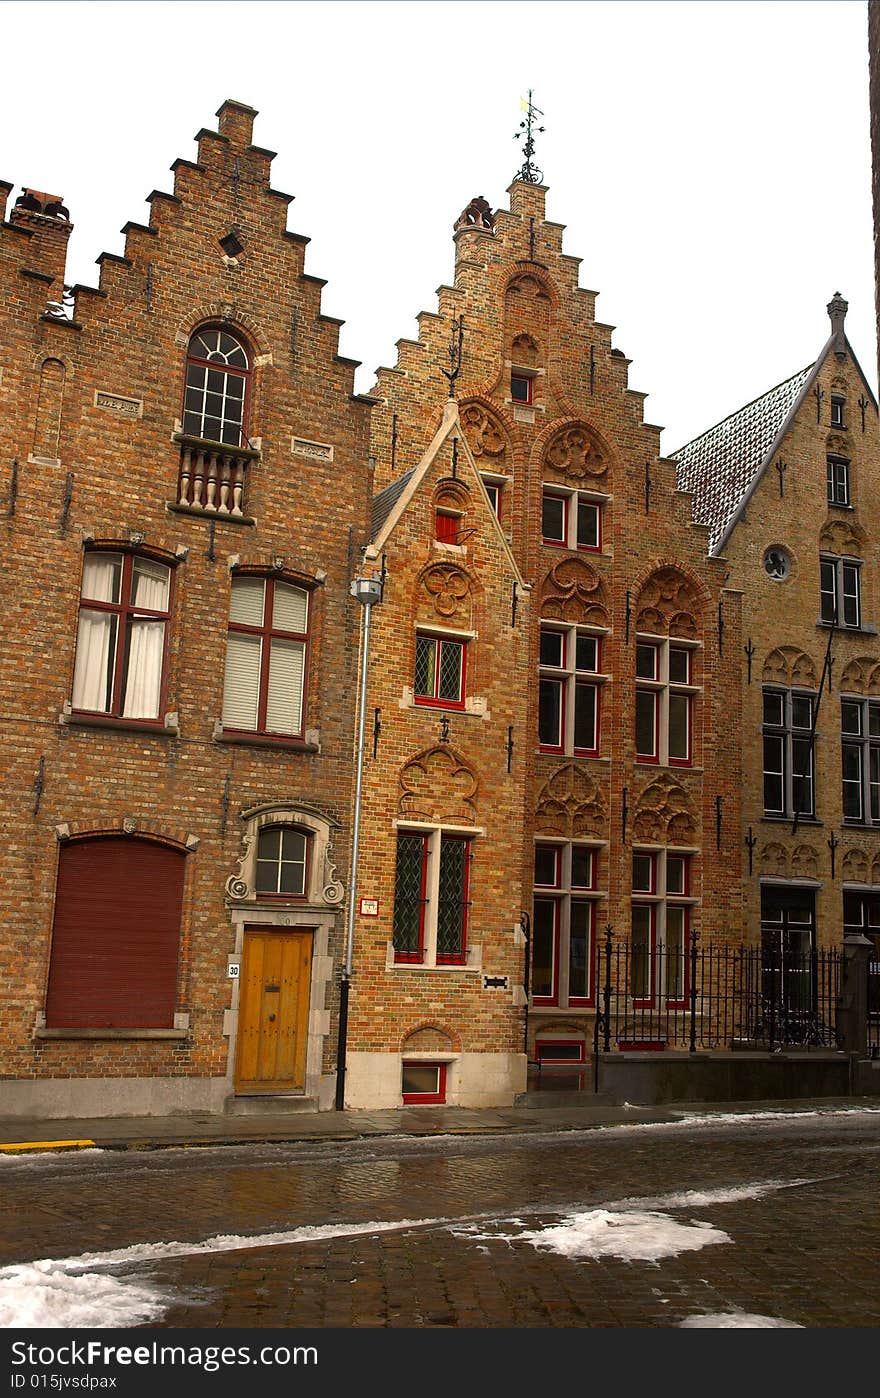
left=183, top=326, right=250, bottom=446
left=255, top=826, right=310, bottom=897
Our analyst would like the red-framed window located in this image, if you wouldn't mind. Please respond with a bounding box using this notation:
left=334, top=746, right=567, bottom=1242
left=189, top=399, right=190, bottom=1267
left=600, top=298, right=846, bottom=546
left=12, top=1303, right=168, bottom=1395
left=435, top=510, right=460, bottom=543
left=539, top=626, right=601, bottom=756
left=631, top=851, right=691, bottom=1009
left=392, top=833, right=428, bottom=963
left=541, top=488, right=602, bottom=552
left=71, top=551, right=173, bottom=724
left=221, top=575, right=310, bottom=738
left=254, top=826, right=311, bottom=898
left=414, top=633, right=466, bottom=708
left=511, top=372, right=533, bottom=404
left=532, top=842, right=598, bottom=1008
left=393, top=831, right=471, bottom=965
left=183, top=326, right=251, bottom=447
left=402, top=1061, right=447, bottom=1104
left=636, top=639, right=695, bottom=767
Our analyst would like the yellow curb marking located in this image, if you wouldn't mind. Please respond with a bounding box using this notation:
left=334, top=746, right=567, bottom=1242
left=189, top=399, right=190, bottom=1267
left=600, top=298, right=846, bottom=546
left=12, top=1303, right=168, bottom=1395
left=0, top=1140, right=96, bottom=1154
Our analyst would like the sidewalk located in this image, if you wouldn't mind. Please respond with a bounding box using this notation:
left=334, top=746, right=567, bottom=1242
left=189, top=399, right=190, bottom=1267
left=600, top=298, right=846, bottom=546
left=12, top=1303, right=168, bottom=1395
left=1, top=1095, right=875, bottom=1154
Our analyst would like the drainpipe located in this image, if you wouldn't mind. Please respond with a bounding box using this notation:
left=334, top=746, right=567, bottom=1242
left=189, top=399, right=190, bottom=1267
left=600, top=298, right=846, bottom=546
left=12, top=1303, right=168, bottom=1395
left=335, top=573, right=383, bottom=1111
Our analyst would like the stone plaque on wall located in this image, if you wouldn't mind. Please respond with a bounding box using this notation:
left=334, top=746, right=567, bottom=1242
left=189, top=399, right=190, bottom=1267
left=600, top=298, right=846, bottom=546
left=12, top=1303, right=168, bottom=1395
left=292, top=436, right=334, bottom=463
left=94, top=390, right=143, bottom=419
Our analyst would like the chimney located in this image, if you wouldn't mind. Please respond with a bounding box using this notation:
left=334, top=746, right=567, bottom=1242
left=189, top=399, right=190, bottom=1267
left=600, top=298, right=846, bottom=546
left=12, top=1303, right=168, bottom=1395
left=827, top=290, right=848, bottom=359
left=9, top=188, right=72, bottom=291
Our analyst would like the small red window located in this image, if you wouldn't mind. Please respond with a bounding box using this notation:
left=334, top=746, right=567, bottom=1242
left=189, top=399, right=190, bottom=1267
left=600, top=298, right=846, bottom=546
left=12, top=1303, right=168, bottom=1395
left=402, top=1061, right=447, bottom=1104
left=511, top=373, right=533, bottom=404
left=435, top=510, right=459, bottom=543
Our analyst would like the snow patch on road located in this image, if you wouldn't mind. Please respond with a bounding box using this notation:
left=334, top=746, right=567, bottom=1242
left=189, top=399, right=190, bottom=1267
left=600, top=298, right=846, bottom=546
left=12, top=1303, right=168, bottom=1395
left=608, top=1178, right=815, bottom=1211
left=0, top=1265, right=167, bottom=1329
left=680, top=1310, right=803, bottom=1328
left=454, top=1210, right=730, bottom=1263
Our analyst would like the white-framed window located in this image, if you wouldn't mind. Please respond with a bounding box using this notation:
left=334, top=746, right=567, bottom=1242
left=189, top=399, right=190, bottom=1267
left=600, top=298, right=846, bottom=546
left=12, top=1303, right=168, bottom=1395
left=830, top=397, right=846, bottom=430
left=820, top=554, right=861, bottom=628
left=842, top=697, right=880, bottom=824
left=762, top=688, right=815, bottom=818
left=826, top=454, right=850, bottom=505
left=538, top=624, right=604, bottom=755
left=479, top=472, right=506, bottom=521
left=630, top=849, right=695, bottom=1008
left=541, top=485, right=603, bottom=552
left=635, top=637, right=698, bottom=766
left=71, top=551, right=173, bottom=724
left=392, top=828, right=473, bottom=966
left=221, top=575, right=310, bottom=738
left=511, top=371, right=534, bottom=404
left=532, top=841, right=602, bottom=1007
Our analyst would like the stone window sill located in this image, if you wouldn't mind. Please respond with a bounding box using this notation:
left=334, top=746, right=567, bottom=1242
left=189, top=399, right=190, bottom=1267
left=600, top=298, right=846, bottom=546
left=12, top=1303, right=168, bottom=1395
left=61, top=709, right=179, bottom=737
left=214, top=726, right=319, bottom=753
left=35, top=1028, right=190, bottom=1041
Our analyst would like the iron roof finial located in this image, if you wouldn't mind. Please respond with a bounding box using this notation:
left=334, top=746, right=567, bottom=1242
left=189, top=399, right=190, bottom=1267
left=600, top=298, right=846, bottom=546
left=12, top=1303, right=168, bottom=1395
left=513, top=90, right=545, bottom=184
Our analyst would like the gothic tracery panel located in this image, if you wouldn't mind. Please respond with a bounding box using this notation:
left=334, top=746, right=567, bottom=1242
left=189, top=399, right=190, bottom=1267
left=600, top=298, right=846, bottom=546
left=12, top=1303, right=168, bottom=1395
left=398, top=745, right=479, bottom=825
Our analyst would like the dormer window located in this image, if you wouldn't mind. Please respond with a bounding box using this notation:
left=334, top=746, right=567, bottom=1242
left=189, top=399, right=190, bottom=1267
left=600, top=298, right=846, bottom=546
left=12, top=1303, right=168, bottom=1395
left=830, top=395, right=846, bottom=429
left=511, top=373, right=533, bottom=404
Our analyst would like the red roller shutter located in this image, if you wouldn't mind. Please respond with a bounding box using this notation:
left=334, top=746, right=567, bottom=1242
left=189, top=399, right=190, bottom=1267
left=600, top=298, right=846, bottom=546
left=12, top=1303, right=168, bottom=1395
left=45, top=837, right=185, bottom=1028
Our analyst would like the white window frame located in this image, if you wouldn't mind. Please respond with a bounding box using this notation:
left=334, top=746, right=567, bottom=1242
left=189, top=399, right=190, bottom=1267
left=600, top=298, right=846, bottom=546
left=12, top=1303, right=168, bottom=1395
left=820, top=554, right=861, bottom=629
left=538, top=623, right=607, bottom=756
left=389, top=823, right=482, bottom=971
left=630, top=848, right=697, bottom=1009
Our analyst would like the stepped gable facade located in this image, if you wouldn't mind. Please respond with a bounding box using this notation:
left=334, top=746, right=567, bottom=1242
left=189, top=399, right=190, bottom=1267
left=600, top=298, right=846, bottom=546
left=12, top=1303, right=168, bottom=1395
left=369, top=179, right=743, bottom=1065
left=0, top=101, right=374, bottom=1118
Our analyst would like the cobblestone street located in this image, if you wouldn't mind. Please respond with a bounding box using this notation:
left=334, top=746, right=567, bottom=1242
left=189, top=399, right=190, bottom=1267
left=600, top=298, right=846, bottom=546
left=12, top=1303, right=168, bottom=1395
left=2, top=1106, right=879, bottom=1329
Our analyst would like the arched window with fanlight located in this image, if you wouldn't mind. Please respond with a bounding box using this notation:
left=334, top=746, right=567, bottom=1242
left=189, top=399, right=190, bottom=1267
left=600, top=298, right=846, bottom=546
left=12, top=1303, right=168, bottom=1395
left=183, top=326, right=251, bottom=446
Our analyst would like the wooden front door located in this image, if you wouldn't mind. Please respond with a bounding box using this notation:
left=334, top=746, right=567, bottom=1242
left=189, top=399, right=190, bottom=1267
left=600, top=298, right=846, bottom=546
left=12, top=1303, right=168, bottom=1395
left=235, top=928, right=312, bottom=1093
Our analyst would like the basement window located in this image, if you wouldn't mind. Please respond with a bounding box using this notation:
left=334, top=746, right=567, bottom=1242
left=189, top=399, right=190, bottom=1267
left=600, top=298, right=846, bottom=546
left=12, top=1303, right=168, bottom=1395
left=402, top=1061, right=447, bottom=1104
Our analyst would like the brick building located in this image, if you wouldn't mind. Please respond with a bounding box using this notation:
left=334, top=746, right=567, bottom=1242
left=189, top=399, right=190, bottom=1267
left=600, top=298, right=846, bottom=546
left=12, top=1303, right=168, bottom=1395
left=369, top=182, right=744, bottom=1069
left=0, top=101, right=377, bottom=1118
left=675, top=296, right=880, bottom=983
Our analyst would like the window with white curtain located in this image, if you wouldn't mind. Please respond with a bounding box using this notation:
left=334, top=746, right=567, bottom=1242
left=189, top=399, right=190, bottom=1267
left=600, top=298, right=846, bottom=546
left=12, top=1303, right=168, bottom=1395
left=221, top=576, right=310, bottom=737
left=71, top=552, right=171, bottom=721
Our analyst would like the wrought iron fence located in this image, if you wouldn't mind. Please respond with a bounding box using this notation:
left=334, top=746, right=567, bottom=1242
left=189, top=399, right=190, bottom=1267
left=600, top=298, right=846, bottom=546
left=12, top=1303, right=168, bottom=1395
left=592, top=932, right=843, bottom=1055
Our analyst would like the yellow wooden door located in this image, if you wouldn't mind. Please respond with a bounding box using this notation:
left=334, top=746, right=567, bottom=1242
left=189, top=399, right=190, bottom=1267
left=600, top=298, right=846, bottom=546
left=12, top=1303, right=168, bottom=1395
left=235, top=928, right=312, bottom=1092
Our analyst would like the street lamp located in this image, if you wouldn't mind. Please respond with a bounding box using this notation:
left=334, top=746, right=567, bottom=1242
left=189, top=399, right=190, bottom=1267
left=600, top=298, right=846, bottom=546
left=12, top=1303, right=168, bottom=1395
left=335, top=572, right=383, bottom=1110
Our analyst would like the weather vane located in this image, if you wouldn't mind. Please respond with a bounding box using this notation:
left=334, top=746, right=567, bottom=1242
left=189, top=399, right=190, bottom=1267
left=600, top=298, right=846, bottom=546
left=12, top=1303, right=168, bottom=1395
left=513, top=90, right=545, bottom=184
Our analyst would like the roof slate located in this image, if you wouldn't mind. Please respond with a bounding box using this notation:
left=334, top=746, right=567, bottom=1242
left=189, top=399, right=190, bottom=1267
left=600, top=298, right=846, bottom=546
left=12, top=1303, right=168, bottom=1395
left=370, top=467, right=416, bottom=542
left=672, top=364, right=815, bottom=553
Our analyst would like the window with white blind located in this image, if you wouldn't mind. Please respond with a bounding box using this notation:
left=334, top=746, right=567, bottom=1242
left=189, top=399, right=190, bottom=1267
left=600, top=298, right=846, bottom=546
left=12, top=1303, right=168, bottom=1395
left=71, top=551, right=172, bottom=723
left=221, top=576, right=310, bottom=738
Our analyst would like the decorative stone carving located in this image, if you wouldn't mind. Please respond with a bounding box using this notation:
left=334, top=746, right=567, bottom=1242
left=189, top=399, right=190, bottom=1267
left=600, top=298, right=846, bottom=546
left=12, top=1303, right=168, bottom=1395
left=820, top=518, right=865, bottom=556
left=535, top=765, right=607, bottom=839
left=635, top=568, right=700, bottom=639
left=507, top=271, right=551, bottom=302
left=839, top=657, right=880, bottom=695
left=512, top=333, right=539, bottom=366
left=421, top=563, right=473, bottom=621
left=225, top=805, right=344, bottom=907
left=762, top=646, right=819, bottom=688
left=759, top=842, right=789, bottom=878
left=541, top=558, right=609, bottom=627
left=842, top=848, right=868, bottom=884
left=791, top=844, right=819, bottom=879
left=399, top=745, right=478, bottom=825
left=460, top=403, right=507, bottom=462
left=632, top=774, right=696, bottom=843
left=544, top=424, right=607, bottom=483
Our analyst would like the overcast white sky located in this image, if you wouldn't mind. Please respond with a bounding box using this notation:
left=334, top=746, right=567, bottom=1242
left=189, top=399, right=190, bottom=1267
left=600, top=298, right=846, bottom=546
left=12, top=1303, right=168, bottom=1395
left=1, top=0, right=875, bottom=451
